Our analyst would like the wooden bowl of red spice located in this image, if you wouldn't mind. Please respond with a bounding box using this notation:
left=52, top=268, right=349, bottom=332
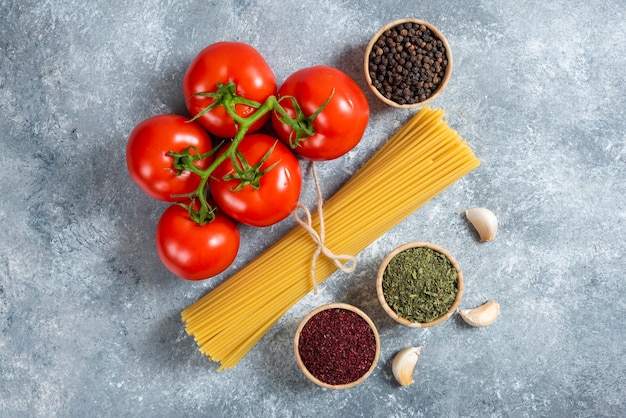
left=294, top=303, right=380, bottom=389
left=364, top=18, right=453, bottom=108
left=376, top=242, right=464, bottom=328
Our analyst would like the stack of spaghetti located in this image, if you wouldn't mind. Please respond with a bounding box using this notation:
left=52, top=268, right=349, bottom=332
left=181, top=107, right=480, bottom=370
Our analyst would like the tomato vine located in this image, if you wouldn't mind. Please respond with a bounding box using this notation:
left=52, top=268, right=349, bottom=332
left=168, top=81, right=331, bottom=225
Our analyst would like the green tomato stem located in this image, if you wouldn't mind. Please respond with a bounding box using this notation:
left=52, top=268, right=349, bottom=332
left=178, top=82, right=331, bottom=225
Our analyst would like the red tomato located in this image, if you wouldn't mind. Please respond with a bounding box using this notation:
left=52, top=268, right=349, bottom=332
left=183, top=42, right=277, bottom=138
left=210, top=133, right=302, bottom=227
left=271, top=65, right=370, bottom=161
left=155, top=204, right=240, bottom=280
left=126, top=114, right=213, bottom=202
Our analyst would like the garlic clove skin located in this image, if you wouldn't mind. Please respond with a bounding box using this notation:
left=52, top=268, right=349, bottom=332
left=459, top=300, right=500, bottom=327
left=392, top=346, right=422, bottom=386
left=464, top=207, right=498, bottom=242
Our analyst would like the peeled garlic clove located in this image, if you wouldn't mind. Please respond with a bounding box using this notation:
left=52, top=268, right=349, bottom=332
left=459, top=300, right=500, bottom=327
left=392, top=346, right=422, bottom=386
left=464, top=207, right=498, bottom=242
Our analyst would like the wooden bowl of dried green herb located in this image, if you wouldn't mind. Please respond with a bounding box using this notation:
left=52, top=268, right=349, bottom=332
left=376, top=242, right=464, bottom=328
left=294, top=303, right=380, bottom=389
left=364, top=18, right=453, bottom=108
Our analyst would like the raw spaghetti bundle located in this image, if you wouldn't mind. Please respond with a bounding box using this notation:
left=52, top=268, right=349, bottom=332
left=182, top=107, right=480, bottom=370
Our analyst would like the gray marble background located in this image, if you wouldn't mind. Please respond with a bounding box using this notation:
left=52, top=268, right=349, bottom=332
left=1, top=0, right=625, bottom=416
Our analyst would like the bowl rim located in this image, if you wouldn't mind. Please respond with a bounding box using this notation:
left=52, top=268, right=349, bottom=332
left=376, top=242, right=464, bottom=328
left=293, top=302, right=380, bottom=389
left=364, top=18, right=453, bottom=108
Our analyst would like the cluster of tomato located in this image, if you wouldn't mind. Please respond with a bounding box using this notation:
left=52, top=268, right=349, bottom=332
left=126, top=42, right=370, bottom=281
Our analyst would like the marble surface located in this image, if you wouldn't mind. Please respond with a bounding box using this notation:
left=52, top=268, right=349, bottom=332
left=1, top=0, right=625, bottom=416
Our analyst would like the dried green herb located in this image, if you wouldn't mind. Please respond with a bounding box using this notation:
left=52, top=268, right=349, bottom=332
left=382, top=247, right=458, bottom=323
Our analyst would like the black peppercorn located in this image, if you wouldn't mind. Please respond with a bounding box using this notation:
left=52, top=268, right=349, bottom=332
left=369, top=21, right=449, bottom=105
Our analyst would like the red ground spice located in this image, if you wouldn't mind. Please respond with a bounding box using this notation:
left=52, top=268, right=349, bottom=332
left=297, top=308, right=377, bottom=386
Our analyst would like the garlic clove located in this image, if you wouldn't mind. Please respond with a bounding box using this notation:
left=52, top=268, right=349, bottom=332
left=392, top=346, right=422, bottom=386
left=459, top=300, right=500, bottom=327
left=464, top=207, right=498, bottom=242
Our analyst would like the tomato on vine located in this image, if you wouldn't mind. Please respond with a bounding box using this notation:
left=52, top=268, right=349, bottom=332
left=126, top=114, right=213, bottom=202
left=271, top=65, right=370, bottom=161
left=183, top=42, right=277, bottom=138
left=210, top=133, right=302, bottom=227
left=155, top=203, right=240, bottom=280
left=130, top=43, right=356, bottom=281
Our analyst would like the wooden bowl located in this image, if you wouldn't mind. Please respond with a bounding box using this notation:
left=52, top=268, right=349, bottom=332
left=364, top=18, right=453, bottom=108
left=376, top=242, right=463, bottom=327
left=294, top=303, right=380, bottom=389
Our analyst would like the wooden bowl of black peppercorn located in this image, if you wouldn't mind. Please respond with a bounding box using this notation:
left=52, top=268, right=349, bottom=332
left=364, top=19, right=453, bottom=108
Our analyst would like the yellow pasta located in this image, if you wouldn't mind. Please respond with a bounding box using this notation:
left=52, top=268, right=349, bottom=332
left=182, top=107, right=481, bottom=370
